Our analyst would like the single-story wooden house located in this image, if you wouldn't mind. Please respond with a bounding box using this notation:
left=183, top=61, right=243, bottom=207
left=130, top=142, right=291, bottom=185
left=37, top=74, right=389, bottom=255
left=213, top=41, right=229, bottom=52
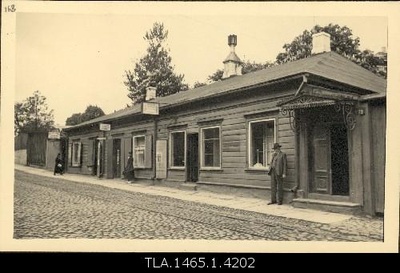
left=63, top=33, right=386, bottom=216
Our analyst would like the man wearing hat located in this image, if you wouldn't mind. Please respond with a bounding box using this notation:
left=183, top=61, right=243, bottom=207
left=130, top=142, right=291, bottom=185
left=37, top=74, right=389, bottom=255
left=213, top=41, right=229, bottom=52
left=267, top=143, right=287, bottom=205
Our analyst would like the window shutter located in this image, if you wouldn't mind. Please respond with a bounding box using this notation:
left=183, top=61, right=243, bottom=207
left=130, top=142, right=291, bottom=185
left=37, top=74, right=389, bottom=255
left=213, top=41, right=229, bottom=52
left=68, top=142, right=72, bottom=166
left=78, top=142, right=82, bottom=166
left=145, top=134, right=152, bottom=169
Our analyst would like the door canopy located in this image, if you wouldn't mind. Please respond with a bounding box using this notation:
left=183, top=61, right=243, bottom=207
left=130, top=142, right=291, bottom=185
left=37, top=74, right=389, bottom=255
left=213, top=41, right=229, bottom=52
left=278, top=85, right=360, bottom=131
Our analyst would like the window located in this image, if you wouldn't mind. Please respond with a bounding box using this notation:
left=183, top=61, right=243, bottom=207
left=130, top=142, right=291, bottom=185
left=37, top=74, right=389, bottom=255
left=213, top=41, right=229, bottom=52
left=170, top=131, right=185, bottom=168
left=71, top=141, right=82, bottom=167
left=248, top=119, right=275, bottom=169
left=133, top=135, right=145, bottom=168
left=201, top=126, right=221, bottom=168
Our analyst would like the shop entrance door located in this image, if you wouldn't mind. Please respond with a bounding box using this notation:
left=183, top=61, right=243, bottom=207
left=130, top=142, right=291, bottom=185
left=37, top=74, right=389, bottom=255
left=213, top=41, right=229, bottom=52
left=113, top=139, right=121, bottom=178
left=186, top=133, right=199, bottom=182
left=310, top=123, right=349, bottom=196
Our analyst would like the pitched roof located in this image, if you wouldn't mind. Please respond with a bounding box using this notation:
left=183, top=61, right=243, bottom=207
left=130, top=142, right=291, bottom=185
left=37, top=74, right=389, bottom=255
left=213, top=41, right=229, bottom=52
left=65, top=51, right=386, bottom=130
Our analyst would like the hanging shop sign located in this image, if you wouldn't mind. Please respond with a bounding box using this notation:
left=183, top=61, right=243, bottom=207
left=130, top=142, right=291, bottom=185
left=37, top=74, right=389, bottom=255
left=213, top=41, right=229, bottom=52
left=142, top=102, right=159, bottom=115
left=99, top=123, right=111, bottom=131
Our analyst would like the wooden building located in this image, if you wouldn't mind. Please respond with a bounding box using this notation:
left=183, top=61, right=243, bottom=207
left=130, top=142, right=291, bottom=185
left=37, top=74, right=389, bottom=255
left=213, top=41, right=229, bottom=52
left=63, top=33, right=386, bottom=216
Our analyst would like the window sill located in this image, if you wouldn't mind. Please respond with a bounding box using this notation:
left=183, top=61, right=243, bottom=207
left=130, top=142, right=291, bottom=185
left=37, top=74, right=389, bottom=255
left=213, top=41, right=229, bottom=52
left=245, top=168, right=269, bottom=173
left=169, top=167, right=185, bottom=171
left=200, top=168, right=223, bottom=172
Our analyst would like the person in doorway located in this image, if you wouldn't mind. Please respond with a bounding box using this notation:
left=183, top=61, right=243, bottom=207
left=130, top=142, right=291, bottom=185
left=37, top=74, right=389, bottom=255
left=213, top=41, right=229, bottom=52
left=54, top=153, right=64, bottom=175
left=267, top=143, right=287, bottom=205
left=123, top=151, right=135, bottom=183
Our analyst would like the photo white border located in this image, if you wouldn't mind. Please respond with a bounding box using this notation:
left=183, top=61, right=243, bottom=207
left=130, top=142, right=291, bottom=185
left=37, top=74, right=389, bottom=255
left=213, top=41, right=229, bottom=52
left=1, top=1, right=399, bottom=253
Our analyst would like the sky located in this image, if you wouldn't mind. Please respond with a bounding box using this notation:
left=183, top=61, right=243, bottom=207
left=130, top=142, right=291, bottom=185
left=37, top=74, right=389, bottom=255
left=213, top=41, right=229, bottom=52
left=14, top=3, right=388, bottom=126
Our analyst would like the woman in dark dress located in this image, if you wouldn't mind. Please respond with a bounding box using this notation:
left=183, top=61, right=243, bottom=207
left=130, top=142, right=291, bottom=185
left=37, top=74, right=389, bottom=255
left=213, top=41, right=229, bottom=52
left=54, top=153, right=64, bottom=175
left=123, top=152, right=135, bottom=182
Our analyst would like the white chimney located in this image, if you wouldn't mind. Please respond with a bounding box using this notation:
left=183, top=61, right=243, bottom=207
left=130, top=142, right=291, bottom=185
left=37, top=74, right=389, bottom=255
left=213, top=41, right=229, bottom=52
left=311, top=32, right=331, bottom=55
left=222, top=34, right=242, bottom=79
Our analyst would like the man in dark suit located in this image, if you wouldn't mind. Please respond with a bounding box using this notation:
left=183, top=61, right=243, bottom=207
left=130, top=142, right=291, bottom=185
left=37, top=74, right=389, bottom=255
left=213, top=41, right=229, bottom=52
left=267, top=143, right=287, bottom=205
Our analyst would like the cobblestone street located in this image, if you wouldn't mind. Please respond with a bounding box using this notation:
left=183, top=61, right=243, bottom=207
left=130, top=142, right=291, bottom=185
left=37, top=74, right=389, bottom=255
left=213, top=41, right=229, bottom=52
left=14, top=170, right=384, bottom=241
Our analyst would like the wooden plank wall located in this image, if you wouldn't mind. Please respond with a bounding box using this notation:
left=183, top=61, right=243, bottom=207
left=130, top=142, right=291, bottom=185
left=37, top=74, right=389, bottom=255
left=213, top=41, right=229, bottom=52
left=370, top=102, right=386, bottom=214
left=157, top=86, right=297, bottom=189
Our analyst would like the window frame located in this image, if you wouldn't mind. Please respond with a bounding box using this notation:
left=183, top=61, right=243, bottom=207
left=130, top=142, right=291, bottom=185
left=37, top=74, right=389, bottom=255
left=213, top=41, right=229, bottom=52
left=133, top=135, right=146, bottom=168
left=169, top=130, right=186, bottom=169
left=247, top=118, right=276, bottom=170
left=200, top=126, right=222, bottom=170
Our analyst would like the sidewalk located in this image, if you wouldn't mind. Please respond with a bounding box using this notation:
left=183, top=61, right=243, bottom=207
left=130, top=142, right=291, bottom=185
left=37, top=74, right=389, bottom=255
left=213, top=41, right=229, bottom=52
left=14, top=164, right=353, bottom=224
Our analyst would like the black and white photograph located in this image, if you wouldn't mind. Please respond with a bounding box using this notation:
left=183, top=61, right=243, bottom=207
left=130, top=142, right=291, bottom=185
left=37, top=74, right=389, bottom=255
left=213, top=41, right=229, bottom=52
left=1, top=1, right=399, bottom=255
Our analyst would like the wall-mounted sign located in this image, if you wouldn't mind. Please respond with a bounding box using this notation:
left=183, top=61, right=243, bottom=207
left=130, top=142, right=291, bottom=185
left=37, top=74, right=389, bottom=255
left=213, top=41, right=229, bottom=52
left=142, top=102, right=159, bottom=115
left=48, top=130, right=61, bottom=139
left=99, top=123, right=111, bottom=131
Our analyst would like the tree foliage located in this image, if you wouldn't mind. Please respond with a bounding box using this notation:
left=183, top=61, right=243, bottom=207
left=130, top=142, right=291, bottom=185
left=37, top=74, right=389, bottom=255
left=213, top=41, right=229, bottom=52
left=14, top=90, right=54, bottom=135
left=124, top=22, right=188, bottom=104
left=276, top=23, right=387, bottom=78
left=65, top=105, right=105, bottom=126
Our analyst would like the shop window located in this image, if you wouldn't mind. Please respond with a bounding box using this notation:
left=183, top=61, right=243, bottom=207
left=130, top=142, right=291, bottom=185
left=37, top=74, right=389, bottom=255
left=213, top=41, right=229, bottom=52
left=248, top=119, right=275, bottom=169
left=170, top=131, right=185, bottom=168
left=201, top=126, right=221, bottom=169
left=133, top=135, right=145, bottom=168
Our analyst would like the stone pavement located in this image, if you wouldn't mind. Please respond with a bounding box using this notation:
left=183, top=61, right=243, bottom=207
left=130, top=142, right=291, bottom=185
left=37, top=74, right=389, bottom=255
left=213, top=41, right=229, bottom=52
left=14, top=164, right=353, bottom=224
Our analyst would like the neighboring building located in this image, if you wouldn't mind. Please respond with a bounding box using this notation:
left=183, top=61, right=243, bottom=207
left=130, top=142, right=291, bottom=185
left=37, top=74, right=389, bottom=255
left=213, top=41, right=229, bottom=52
left=14, top=126, right=68, bottom=171
left=63, top=33, right=386, bottom=216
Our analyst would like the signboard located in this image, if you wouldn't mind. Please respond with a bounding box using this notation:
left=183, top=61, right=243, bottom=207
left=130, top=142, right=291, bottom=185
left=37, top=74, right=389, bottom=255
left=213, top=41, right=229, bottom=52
left=156, top=140, right=167, bottom=179
left=99, top=123, right=111, bottom=131
left=48, top=130, right=61, bottom=139
left=142, top=102, right=159, bottom=115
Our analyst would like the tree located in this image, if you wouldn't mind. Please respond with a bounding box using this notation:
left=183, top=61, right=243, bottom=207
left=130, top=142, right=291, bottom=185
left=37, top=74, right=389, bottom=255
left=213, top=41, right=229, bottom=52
left=14, top=90, right=54, bottom=135
left=124, top=22, right=188, bottom=104
left=65, top=105, right=105, bottom=126
left=276, top=23, right=387, bottom=78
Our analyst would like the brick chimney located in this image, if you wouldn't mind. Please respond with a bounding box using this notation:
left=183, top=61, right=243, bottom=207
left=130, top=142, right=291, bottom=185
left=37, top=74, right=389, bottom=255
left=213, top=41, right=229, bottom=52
left=311, top=32, right=331, bottom=55
left=222, top=34, right=242, bottom=79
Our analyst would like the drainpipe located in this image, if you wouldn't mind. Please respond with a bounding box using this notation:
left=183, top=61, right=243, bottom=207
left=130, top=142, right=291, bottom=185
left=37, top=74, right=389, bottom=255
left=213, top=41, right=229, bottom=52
left=152, top=116, right=157, bottom=184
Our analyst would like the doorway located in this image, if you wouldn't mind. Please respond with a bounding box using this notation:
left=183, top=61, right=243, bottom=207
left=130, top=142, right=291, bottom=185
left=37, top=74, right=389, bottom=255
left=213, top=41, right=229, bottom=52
left=186, top=133, right=199, bottom=182
left=311, top=123, right=349, bottom=196
left=113, top=139, right=122, bottom=178
left=330, top=124, right=349, bottom=195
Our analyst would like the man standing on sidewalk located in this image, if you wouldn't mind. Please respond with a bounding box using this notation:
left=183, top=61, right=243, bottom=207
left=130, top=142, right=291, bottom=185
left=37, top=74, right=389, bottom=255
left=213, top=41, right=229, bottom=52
left=267, top=143, right=287, bottom=205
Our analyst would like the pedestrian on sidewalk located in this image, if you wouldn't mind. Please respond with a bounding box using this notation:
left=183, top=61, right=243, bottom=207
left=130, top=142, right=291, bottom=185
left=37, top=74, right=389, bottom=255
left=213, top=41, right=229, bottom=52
left=123, top=152, right=135, bottom=183
left=54, top=153, right=64, bottom=175
left=267, top=143, right=287, bottom=205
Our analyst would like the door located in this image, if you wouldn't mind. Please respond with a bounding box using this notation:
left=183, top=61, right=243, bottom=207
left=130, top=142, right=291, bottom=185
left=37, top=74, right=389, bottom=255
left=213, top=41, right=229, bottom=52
left=186, top=133, right=199, bottom=182
left=92, top=140, right=98, bottom=175
left=330, top=124, right=349, bottom=195
left=113, top=139, right=121, bottom=178
left=311, top=124, right=331, bottom=194
left=156, top=140, right=167, bottom=179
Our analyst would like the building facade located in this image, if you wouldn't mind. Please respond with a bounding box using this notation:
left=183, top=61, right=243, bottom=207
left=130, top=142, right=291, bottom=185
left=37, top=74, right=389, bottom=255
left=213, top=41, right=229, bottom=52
left=63, top=34, right=386, bottom=216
